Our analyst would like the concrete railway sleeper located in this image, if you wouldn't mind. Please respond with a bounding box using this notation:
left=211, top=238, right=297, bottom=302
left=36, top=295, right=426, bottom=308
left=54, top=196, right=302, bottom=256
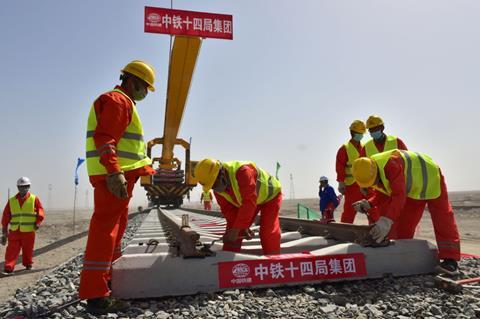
left=112, top=208, right=440, bottom=299
left=1, top=208, right=479, bottom=318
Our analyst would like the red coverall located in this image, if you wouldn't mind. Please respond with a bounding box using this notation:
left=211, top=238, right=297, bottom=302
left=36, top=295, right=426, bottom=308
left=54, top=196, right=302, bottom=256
left=368, top=137, right=408, bottom=154
left=214, top=164, right=282, bottom=255
left=368, top=154, right=461, bottom=260
left=362, top=137, right=408, bottom=223
left=201, top=191, right=213, bottom=210
left=2, top=193, right=44, bottom=272
left=78, top=86, right=154, bottom=300
left=336, top=141, right=372, bottom=223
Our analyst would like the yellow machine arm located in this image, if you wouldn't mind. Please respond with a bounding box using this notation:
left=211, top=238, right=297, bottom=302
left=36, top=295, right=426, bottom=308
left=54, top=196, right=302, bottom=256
left=160, top=36, right=202, bottom=169
left=142, top=36, right=202, bottom=207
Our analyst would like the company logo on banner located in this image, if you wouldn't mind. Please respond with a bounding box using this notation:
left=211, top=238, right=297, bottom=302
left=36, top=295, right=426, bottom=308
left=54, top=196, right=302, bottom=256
left=218, top=253, right=367, bottom=288
left=145, top=6, right=233, bottom=40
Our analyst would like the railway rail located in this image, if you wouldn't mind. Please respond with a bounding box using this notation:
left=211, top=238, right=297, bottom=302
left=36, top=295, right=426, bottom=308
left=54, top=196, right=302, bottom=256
left=111, top=207, right=438, bottom=299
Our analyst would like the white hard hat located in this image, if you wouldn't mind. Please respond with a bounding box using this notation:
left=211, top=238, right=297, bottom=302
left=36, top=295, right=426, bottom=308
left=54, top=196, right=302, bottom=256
left=17, top=177, right=31, bottom=186
left=319, top=176, right=328, bottom=182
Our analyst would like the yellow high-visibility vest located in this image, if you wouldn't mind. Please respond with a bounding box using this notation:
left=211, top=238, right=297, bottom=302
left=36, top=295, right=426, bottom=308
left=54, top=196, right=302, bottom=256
left=202, top=191, right=211, bottom=201
left=9, top=195, right=37, bottom=232
left=344, top=141, right=362, bottom=186
left=85, top=89, right=151, bottom=176
left=216, top=161, right=281, bottom=207
left=365, top=135, right=398, bottom=157
left=371, top=150, right=441, bottom=200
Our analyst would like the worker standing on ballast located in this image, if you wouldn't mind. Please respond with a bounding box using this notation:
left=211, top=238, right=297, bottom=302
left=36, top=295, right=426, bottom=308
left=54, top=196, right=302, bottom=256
left=78, top=60, right=156, bottom=314
left=336, top=120, right=374, bottom=223
left=194, top=158, right=282, bottom=255
left=318, top=176, right=339, bottom=223
left=1, top=177, right=44, bottom=275
left=200, top=190, right=214, bottom=210
left=364, top=115, right=408, bottom=157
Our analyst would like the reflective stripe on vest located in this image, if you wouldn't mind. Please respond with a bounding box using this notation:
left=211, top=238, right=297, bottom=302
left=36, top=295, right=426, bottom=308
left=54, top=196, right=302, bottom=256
left=202, top=191, right=211, bottom=201
left=85, top=89, right=152, bottom=176
left=371, top=150, right=441, bottom=200
left=216, top=161, right=282, bottom=207
left=365, top=135, right=398, bottom=157
left=344, top=141, right=361, bottom=186
left=9, top=195, right=37, bottom=232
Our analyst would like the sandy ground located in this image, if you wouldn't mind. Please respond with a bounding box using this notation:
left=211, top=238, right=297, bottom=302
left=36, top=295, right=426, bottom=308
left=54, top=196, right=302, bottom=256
left=0, top=191, right=478, bottom=303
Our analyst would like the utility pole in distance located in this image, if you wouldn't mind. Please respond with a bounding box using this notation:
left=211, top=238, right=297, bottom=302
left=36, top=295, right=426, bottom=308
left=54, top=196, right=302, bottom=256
left=289, top=173, right=295, bottom=200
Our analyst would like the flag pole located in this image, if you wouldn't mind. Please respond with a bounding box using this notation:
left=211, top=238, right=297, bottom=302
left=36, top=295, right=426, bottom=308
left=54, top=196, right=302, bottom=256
left=73, top=184, right=78, bottom=235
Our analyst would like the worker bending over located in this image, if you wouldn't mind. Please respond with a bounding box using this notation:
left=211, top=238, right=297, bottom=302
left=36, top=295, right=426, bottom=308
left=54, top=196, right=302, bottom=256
left=195, top=158, right=282, bottom=255
left=352, top=149, right=461, bottom=275
left=1, top=177, right=44, bottom=275
left=79, top=60, right=156, bottom=314
left=318, top=176, right=339, bottom=223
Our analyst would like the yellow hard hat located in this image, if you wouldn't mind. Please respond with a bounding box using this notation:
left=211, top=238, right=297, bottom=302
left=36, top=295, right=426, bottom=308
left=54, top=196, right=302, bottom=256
left=194, top=158, right=221, bottom=192
left=352, top=157, right=378, bottom=188
left=349, top=120, right=366, bottom=134
left=366, top=115, right=384, bottom=129
left=121, top=60, right=156, bottom=92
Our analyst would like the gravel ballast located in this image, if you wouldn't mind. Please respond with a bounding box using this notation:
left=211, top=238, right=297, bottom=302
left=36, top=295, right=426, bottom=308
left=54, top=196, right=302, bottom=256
left=1, top=212, right=479, bottom=319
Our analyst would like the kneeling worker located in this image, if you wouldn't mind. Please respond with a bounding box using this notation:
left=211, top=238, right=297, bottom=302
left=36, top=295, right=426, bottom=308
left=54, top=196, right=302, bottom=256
left=194, top=158, right=282, bottom=255
left=351, top=149, right=461, bottom=275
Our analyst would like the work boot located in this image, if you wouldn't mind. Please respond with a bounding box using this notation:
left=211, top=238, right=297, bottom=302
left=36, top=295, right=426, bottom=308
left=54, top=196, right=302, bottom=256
left=86, top=296, right=129, bottom=315
left=25, top=265, right=33, bottom=270
left=436, top=259, right=459, bottom=276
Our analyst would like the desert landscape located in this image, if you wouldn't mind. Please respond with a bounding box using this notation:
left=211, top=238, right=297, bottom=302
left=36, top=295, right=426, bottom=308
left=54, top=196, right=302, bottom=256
left=0, top=191, right=478, bottom=303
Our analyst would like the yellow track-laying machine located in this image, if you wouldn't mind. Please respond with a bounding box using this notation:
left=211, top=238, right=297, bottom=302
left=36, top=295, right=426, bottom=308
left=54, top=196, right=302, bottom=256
left=141, top=36, right=202, bottom=208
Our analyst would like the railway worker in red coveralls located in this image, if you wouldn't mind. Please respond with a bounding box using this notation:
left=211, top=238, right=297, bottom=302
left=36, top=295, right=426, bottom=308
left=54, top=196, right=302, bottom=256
left=78, top=60, right=156, bottom=314
left=200, top=190, right=213, bottom=210
left=364, top=115, right=408, bottom=157
left=336, top=120, right=377, bottom=223
left=351, top=149, right=461, bottom=275
left=194, top=158, right=282, bottom=255
left=1, top=177, right=44, bottom=275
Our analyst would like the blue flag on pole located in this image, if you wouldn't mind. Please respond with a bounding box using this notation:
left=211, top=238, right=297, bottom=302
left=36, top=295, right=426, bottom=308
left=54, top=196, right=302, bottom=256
left=75, top=158, right=85, bottom=185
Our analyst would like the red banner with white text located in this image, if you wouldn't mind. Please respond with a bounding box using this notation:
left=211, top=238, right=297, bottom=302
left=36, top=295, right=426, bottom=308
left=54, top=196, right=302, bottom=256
left=218, top=253, right=367, bottom=288
left=145, top=7, right=233, bottom=40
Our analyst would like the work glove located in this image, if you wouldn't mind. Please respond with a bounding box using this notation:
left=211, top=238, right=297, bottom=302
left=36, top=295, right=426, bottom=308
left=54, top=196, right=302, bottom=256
left=106, top=171, right=128, bottom=199
left=369, top=216, right=393, bottom=243
left=223, top=228, right=240, bottom=243
left=338, top=182, right=346, bottom=195
left=352, top=199, right=371, bottom=213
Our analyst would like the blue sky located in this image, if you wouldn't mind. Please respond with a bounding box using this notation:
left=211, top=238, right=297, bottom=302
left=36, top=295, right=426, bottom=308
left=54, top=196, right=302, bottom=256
left=1, top=0, right=479, bottom=209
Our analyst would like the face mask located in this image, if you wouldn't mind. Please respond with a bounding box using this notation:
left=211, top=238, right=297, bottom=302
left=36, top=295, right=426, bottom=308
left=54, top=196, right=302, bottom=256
left=18, top=187, right=29, bottom=197
left=132, top=81, right=148, bottom=101
left=370, top=131, right=383, bottom=140
left=353, top=133, right=363, bottom=142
